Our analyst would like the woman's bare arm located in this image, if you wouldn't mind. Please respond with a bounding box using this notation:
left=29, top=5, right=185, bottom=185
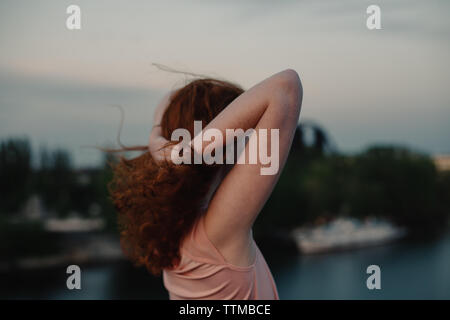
left=199, top=69, right=303, bottom=260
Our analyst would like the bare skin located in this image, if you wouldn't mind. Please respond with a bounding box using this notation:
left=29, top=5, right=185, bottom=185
left=149, top=69, right=303, bottom=267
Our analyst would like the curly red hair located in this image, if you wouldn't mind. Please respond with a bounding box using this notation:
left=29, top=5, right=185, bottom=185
left=107, top=78, right=244, bottom=275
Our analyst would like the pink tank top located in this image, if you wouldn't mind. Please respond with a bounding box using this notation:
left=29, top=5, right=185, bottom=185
left=163, top=214, right=279, bottom=300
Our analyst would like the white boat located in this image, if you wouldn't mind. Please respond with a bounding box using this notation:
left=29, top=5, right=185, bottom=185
left=292, top=217, right=406, bottom=254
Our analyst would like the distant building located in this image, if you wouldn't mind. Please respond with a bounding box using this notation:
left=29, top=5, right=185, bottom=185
left=44, top=216, right=105, bottom=232
left=433, top=155, right=450, bottom=171
left=20, top=194, right=47, bottom=221
left=74, top=168, right=100, bottom=186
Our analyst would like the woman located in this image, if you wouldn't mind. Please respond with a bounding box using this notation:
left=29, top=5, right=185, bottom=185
left=108, top=69, right=303, bottom=299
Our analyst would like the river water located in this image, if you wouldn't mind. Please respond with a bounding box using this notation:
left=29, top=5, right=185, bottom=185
left=2, top=232, right=449, bottom=299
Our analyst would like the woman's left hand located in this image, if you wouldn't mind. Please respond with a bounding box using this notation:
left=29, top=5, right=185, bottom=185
left=148, top=126, right=173, bottom=162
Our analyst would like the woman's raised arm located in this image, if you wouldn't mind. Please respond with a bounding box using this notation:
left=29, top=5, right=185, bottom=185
left=200, top=69, right=303, bottom=261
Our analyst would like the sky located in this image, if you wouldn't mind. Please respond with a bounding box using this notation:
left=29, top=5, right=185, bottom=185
left=0, top=0, right=449, bottom=167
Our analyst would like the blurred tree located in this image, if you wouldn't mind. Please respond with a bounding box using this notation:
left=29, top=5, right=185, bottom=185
left=436, top=170, right=450, bottom=225
left=348, top=146, right=448, bottom=235
left=36, top=147, right=75, bottom=216
left=255, top=126, right=449, bottom=237
left=0, top=138, right=33, bottom=214
left=291, top=123, right=334, bottom=158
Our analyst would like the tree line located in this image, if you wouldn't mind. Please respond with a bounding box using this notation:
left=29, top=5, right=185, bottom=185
left=1, top=124, right=449, bottom=239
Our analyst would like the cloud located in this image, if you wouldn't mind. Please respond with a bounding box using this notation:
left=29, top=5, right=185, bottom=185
left=1, top=0, right=450, bottom=166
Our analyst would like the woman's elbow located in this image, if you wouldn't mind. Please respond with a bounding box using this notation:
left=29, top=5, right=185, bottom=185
left=279, top=69, right=302, bottom=93
left=276, top=69, right=303, bottom=110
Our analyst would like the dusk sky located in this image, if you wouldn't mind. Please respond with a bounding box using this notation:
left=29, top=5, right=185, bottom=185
left=1, top=0, right=449, bottom=167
